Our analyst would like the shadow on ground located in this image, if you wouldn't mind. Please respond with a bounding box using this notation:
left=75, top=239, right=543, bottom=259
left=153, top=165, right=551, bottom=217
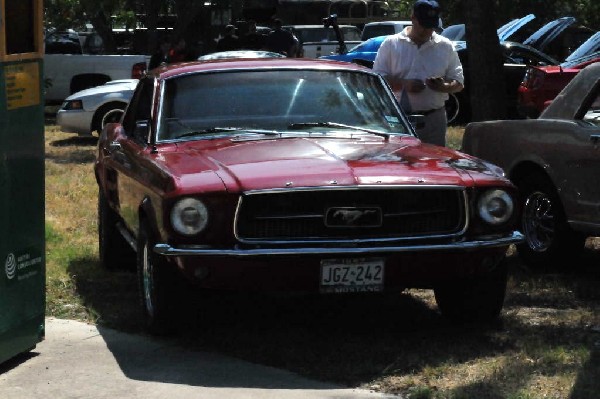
left=67, top=248, right=600, bottom=396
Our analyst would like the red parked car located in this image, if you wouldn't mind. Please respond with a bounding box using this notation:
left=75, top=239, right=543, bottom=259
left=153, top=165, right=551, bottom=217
left=518, top=52, right=600, bottom=118
left=95, top=58, right=522, bottom=334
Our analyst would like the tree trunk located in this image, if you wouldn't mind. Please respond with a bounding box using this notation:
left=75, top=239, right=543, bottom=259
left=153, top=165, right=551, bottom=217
left=463, top=0, right=507, bottom=121
left=80, top=0, right=117, bottom=54
left=144, top=0, right=161, bottom=55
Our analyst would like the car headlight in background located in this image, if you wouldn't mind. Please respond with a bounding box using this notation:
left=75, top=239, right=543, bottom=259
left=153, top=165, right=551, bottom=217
left=61, top=99, right=83, bottom=110
left=170, top=198, right=209, bottom=235
left=477, top=189, right=514, bottom=225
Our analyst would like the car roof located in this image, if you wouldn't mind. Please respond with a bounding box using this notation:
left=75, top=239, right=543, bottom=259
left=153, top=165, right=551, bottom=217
left=150, top=58, right=370, bottom=80
left=364, top=21, right=411, bottom=26
left=197, top=50, right=286, bottom=60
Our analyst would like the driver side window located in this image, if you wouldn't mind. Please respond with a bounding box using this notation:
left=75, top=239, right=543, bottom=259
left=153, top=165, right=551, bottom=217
left=122, top=78, right=155, bottom=139
left=582, top=90, right=600, bottom=126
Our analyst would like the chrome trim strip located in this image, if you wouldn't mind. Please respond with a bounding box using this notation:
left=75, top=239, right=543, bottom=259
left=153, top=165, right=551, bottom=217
left=154, top=232, right=523, bottom=257
left=233, top=185, right=469, bottom=243
left=241, top=184, right=466, bottom=194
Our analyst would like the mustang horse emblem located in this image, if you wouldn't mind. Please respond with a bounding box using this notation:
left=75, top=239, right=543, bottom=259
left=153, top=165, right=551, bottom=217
left=327, top=208, right=381, bottom=227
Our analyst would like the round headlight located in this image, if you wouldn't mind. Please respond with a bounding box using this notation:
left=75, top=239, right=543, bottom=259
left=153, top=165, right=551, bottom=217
left=477, top=189, right=514, bottom=225
left=170, top=198, right=209, bottom=235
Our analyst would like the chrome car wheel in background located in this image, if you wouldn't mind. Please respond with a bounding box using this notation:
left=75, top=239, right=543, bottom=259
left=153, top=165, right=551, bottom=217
left=100, top=108, right=125, bottom=130
left=515, top=171, right=586, bottom=269
left=92, top=102, right=127, bottom=133
left=445, top=92, right=460, bottom=125
left=522, top=191, right=554, bottom=252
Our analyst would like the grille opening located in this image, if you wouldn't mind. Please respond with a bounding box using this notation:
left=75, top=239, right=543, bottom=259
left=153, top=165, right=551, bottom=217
left=236, top=188, right=465, bottom=241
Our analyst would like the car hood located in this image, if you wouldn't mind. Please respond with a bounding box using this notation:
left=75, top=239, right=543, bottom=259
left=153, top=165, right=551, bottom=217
left=522, top=16, right=576, bottom=52
left=158, top=136, right=505, bottom=192
left=497, top=14, right=536, bottom=42
left=65, top=79, right=138, bottom=100
left=565, top=32, right=600, bottom=63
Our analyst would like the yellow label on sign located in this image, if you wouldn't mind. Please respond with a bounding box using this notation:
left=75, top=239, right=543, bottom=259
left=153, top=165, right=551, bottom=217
left=4, top=62, right=41, bottom=110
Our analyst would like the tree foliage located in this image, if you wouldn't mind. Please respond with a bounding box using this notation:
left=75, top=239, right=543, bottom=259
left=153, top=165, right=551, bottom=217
left=388, top=0, right=599, bottom=29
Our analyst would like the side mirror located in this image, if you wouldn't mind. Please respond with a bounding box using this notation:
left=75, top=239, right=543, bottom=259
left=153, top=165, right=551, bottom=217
left=134, top=120, right=150, bottom=141
left=408, top=114, right=426, bottom=130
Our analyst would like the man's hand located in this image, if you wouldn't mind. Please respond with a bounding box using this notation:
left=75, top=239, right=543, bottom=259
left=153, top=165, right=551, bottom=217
left=425, top=76, right=446, bottom=92
left=426, top=77, right=464, bottom=93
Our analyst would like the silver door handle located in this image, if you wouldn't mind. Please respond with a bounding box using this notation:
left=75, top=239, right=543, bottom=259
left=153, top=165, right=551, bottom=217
left=108, top=141, right=122, bottom=152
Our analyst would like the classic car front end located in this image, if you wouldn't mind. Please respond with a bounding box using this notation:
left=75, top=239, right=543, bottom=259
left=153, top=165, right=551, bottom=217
left=95, top=59, right=523, bottom=334
left=57, top=79, right=137, bottom=136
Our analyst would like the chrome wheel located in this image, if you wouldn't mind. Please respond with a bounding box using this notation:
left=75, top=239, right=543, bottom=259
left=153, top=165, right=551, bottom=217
left=445, top=92, right=460, bottom=125
left=516, top=171, right=586, bottom=269
left=522, top=190, right=555, bottom=252
left=100, top=108, right=124, bottom=130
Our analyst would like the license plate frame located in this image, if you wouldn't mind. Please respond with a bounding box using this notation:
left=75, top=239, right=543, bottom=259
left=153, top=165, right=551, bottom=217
left=320, top=257, right=385, bottom=293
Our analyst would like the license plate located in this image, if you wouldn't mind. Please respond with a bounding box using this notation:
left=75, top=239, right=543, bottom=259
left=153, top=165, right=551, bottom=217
left=320, top=258, right=384, bottom=293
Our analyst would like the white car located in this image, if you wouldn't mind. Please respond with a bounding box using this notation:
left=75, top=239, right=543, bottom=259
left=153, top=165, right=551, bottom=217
left=56, top=79, right=138, bottom=136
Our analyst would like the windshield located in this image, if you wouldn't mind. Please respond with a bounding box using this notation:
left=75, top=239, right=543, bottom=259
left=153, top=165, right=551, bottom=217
left=157, top=69, right=409, bottom=141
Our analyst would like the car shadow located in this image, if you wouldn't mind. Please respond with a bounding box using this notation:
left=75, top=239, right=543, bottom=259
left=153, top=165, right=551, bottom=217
left=67, top=247, right=600, bottom=394
left=50, top=136, right=98, bottom=147
left=45, top=137, right=98, bottom=165
left=67, top=258, right=511, bottom=390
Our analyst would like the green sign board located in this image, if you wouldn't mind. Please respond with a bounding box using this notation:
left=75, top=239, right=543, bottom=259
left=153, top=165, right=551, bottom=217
left=0, top=58, right=46, bottom=364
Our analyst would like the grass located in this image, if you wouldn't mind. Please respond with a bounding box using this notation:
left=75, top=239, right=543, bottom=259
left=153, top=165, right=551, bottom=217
left=45, top=123, right=600, bottom=399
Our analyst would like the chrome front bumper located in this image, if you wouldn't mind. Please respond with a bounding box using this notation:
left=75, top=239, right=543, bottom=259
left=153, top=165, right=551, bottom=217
left=154, top=231, right=524, bottom=258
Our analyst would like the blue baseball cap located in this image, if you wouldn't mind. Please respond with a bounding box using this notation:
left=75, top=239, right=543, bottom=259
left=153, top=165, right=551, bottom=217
left=413, top=0, right=441, bottom=29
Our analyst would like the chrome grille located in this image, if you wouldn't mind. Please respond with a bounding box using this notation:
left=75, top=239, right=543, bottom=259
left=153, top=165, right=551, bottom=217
left=235, top=187, right=466, bottom=242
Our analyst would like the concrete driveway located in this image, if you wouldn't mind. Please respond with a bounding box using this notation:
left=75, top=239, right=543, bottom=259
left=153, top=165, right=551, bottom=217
left=0, top=318, right=398, bottom=399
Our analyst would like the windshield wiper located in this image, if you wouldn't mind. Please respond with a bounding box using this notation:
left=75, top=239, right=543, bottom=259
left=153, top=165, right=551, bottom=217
left=175, top=127, right=280, bottom=140
left=288, top=122, right=390, bottom=141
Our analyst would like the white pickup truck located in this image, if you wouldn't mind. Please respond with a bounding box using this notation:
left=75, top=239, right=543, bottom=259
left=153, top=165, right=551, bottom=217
left=44, top=54, right=147, bottom=104
left=43, top=30, right=148, bottom=105
left=284, top=25, right=362, bottom=58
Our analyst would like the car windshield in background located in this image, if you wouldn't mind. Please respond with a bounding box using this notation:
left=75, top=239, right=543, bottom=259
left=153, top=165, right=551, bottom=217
left=157, top=69, right=409, bottom=141
left=440, top=24, right=465, bottom=41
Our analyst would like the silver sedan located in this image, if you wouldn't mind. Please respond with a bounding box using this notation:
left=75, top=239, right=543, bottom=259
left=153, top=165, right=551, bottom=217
left=56, top=79, right=137, bottom=136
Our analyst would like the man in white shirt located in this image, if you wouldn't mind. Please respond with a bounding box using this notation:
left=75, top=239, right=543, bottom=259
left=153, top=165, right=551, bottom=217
left=373, top=0, right=464, bottom=146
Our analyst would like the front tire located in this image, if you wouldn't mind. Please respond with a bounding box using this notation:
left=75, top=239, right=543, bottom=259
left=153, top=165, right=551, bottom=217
left=98, top=190, right=135, bottom=270
left=515, top=171, right=586, bottom=269
left=137, top=220, right=179, bottom=335
left=434, top=258, right=507, bottom=322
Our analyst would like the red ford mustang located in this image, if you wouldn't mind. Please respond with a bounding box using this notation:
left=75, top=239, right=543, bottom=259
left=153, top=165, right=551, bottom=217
left=95, top=58, right=523, bottom=334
